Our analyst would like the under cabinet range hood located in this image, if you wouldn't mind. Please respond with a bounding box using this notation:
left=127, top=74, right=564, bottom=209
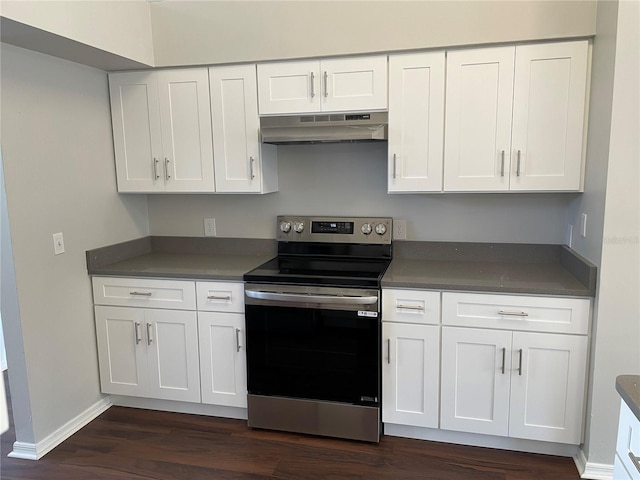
left=260, top=112, right=388, bottom=145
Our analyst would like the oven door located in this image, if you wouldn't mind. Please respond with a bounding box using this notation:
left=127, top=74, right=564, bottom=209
left=244, top=284, right=381, bottom=407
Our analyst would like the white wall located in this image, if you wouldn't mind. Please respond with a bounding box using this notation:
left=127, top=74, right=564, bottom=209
left=580, top=0, right=640, bottom=467
left=0, top=44, right=149, bottom=445
left=150, top=0, right=596, bottom=67
left=0, top=0, right=154, bottom=66
left=147, top=143, right=576, bottom=243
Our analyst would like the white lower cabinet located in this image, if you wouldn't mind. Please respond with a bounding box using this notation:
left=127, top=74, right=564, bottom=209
left=382, top=322, right=440, bottom=428
left=382, top=289, right=440, bottom=429
left=615, top=399, right=640, bottom=480
left=94, top=305, right=201, bottom=403
left=198, top=312, right=247, bottom=408
left=440, top=292, right=590, bottom=445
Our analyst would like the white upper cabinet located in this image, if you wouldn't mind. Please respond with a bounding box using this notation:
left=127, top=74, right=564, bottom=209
left=209, top=65, right=277, bottom=193
left=444, top=46, right=515, bottom=192
left=257, top=56, right=388, bottom=115
left=388, top=52, right=445, bottom=193
left=444, top=41, right=588, bottom=192
left=510, top=42, right=589, bottom=191
left=109, top=69, right=215, bottom=193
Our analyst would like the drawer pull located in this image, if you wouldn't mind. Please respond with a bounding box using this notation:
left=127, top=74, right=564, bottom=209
left=387, top=339, right=391, bottom=365
left=130, top=291, right=152, bottom=297
left=397, top=304, right=425, bottom=311
left=236, top=328, right=241, bottom=353
left=207, top=295, right=231, bottom=301
left=146, top=323, right=153, bottom=346
left=501, top=347, right=506, bottom=374
left=498, top=310, right=529, bottom=317
left=630, top=452, right=640, bottom=474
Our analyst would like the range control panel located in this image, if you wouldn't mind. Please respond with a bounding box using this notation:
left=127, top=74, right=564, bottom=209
left=277, top=216, right=392, bottom=244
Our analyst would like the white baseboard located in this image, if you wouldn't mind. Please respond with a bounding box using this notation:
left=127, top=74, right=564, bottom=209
left=8, top=396, right=112, bottom=460
left=575, top=447, right=614, bottom=480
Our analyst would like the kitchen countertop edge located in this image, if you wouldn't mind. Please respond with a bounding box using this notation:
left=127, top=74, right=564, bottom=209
left=616, top=375, right=640, bottom=421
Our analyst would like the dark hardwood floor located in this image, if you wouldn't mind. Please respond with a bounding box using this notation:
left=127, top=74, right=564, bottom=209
left=1, top=372, right=580, bottom=479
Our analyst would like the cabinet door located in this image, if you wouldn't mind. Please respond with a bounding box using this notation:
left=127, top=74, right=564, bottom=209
left=510, top=41, right=588, bottom=191
left=145, top=309, right=201, bottom=403
left=210, top=65, right=263, bottom=193
left=108, top=72, right=164, bottom=193
left=388, top=52, right=445, bottom=193
left=94, top=306, right=148, bottom=396
left=509, top=332, right=588, bottom=444
left=257, top=60, right=321, bottom=114
left=441, top=327, right=512, bottom=436
left=321, top=56, right=388, bottom=112
left=444, top=47, right=515, bottom=191
left=198, top=312, right=247, bottom=408
left=157, top=69, right=215, bottom=192
left=382, top=323, right=440, bottom=428
left=615, top=399, right=640, bottom=480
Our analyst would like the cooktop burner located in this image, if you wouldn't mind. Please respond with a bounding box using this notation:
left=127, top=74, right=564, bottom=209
left=243, top=215, right=393, bottom=288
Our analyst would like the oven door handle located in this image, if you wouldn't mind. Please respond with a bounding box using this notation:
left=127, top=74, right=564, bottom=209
left=245, top=290, right=378, bottom=305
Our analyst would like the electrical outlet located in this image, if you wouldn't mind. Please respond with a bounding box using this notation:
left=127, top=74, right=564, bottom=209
left=53, top=232, right=65, bottom=255
left=393, top=219, right=407, bottom=240
left=204, top=218, right=217, bottom=237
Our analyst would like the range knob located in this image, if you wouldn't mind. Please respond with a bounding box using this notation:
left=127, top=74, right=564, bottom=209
left=361, top=223, right=373, bottom=235
left=280, top=221, right=292, bottom=233
left=293, top=221, right=305, bottom=233
left=375, top=223, right=387, bottom=235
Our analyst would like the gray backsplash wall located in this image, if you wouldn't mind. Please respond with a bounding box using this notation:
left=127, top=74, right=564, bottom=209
left=147, top=142, right=579, bottom=243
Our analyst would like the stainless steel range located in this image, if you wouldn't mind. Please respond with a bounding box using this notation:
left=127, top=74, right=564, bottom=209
left=243, top=216, right=392, bottom=443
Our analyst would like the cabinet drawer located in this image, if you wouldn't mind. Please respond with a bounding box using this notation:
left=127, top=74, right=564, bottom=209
left=617, top=399, right=640, bottom=480
left=382, top=289, right=440, bottom=325
left=196, top=281, right=244, bottom=313
left=442, top=292, right=590, bottom=334
left=92, top=277, right=196, bottom=310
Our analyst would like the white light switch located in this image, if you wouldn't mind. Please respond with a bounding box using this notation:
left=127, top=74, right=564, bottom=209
left=53, top=232, right=65, bottom=255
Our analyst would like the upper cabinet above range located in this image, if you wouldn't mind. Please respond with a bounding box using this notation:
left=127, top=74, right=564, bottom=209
left=257, top=56, right=388, bottom=115
left=443, top=41, right=589, bottom=192
left=109, top=69, right=215, bottom=193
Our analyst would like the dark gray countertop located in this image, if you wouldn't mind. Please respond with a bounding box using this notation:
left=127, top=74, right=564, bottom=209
left=87, top=237, right=596, bottom=296
left=87, top=236, right=276, bottom=282
left=616, top=375, right=640, bottom=421
left=382, top=241, right=596, bottom=297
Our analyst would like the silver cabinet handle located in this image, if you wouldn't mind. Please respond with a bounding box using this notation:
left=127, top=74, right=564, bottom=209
left=392, top=153, right=397, bottom=180
left=501, top=347, right=506, bottom=374
left=629, top=452, right=640, bottom=474
left=498, top=310, right=529, bottom=317
left=397, top=304, right=424, bottom=311
left=146, top=323, right=153, bottom=345
left=516, top=150, right=521, bottom=177
left=249, top=156, right=255, bottom=180
left=135, top=322, right=142, bottom=345
left=500, top=150, right=505, bottom=177
left=236, top=328, right=241, bottom=353
left=518, top=348, right=523, bottom=376
left=207, top=295, right=231, bottom=301
left=310, top=72, right=315, bottom=98
left=153, top=157, right=160, bottom=180
left=387, top=339, right=391, bottom=365
left=130, top=291, right=152, bottom=297
left=165, top=157, right=171, bottom=180
left=323, top=71, right=328, bottom=98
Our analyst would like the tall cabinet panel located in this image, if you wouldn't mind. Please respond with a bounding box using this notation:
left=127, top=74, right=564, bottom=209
left=109, top=72, right=164, bottom=192
left=443, top=47, right=515, bottom=191
left=388, top=52, right=445, bottom=193
left=209, top=65, right=278, bottom=193
left=510, top=41, right=588, bottom=191
left=157, top=69, right=215, bottom=192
